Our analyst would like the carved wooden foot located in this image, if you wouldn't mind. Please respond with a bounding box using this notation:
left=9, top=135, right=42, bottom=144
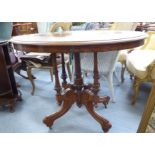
left=43, top=89, right=76, bottom=128
left=81, top=90, right=112, bottom=132
left=83, top=84, right=110, bottom=108
left=94, top=95, right=110, bottom=108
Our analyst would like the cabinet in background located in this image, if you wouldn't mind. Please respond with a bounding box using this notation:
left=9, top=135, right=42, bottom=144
left=0, top=41, right=22, bottom=111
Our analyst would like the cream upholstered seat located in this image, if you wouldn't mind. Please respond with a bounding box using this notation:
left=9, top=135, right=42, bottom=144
left=80, top=22, right=138, bottom=103
left=118, top=50, right=128, bottom=62
left=118, top=30, right=155, bottom=82
left=127, top=50, right=155, bottom=79
left=126, top=32, right=155, bottom=104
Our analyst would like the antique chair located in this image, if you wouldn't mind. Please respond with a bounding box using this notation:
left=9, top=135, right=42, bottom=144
left=23, top=22, right=72, bottom=95
left=50, top=22, right=72, bottom=32
left=11, top=23, right=37, bottom=79
left=80, top=22, right=138, bottom=102
left=126, top=31, right=155, bottom=105
left=114, top=22, right=138, bottom=82
left=118, top=23, right=155, bottom=83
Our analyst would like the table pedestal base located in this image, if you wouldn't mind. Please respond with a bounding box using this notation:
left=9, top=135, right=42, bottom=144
left=43, top=52, right=112, bottom=132
left=43, top=86, right=111, bottom=132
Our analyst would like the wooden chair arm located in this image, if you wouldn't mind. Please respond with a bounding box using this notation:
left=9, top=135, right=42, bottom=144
left=146, top=60, right=155, bottom=80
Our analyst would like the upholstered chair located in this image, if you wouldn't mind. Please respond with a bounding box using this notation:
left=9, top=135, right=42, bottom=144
left=50, top=22, right=72, bottom=32
left=113, top=23, right=138, bottom=83
left=80, top=22, right=137, bottom=102
left=126, top=31, right=155, bottom=105
left=11, top=22, right=38, bottom=79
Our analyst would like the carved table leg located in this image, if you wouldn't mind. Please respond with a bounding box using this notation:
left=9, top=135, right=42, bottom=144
left=43, top=89, right=75, bottom=128
left=61, top=53, right=68, bottom=88
left=74, top=53, right=83, bottom=107
left=93, top=52, right=101, bottom=107
left=74, top=53, right=83, bottom=86
left=82, top=90, right=112, bottom=132
left=52, top=53, right=62, bottom=105
left=93, top=52, right=100, bottom=94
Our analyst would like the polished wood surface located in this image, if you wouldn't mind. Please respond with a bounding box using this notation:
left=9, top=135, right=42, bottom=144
left=11, top=30, right=146, bottom=132
left=11, top=30, right=146, bottom=45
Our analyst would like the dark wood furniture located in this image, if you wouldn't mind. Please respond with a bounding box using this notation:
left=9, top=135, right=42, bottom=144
left=0, top=41, right=22, bottom=111
left=12, top=22, right=38, bottom=36
left=136, top=22, right=155, bottom=32
left=11, top=30, right=146, bottom=132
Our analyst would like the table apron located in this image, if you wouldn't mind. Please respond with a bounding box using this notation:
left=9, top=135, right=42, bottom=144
left=12, top=39, right=144, bottom=53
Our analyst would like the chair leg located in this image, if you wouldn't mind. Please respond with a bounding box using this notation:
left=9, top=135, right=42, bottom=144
left=27, top=66, right=35, bottom=95
left=66, top=62, right=72, bottom=81
left=105, top=73, right=116, bottom=103
left=132, top=77, right=141, bottom=105
left=14, top=63, right=29, bottom=79
left=113, top=70, right=121, bottom=85
left=121, top=62, right=126, bottom=83
left=49, top=67, right=53, bottom=82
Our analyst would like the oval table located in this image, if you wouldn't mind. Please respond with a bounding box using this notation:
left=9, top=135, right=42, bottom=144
left=10, top=30, right=147, bottom=132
